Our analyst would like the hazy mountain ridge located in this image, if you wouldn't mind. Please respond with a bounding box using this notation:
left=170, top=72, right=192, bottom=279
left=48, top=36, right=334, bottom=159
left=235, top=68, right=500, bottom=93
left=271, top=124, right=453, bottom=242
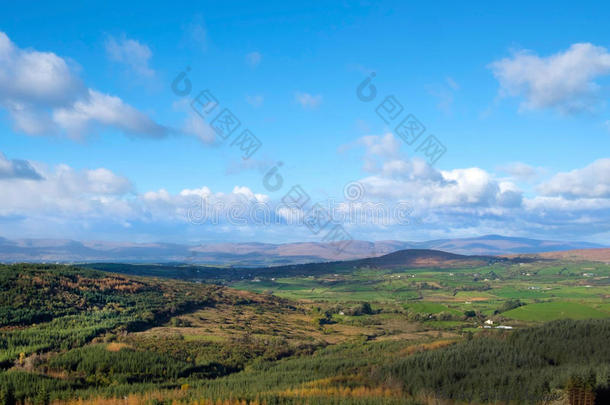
left=512, top=248, right=610, bottom=263
left=0, top=235, right=604, bottom=265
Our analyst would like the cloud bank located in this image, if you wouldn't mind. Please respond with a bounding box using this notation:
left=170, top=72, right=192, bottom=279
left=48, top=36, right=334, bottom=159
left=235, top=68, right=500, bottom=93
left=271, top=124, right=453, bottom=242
left=3, top=138, right=610, bottom=243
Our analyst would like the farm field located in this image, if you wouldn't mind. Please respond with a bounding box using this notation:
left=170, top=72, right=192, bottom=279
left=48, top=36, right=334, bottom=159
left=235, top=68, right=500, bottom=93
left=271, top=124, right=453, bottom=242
left=228, top=259, right=610, bottom=331
left=502, top=301, right=609, bottom=321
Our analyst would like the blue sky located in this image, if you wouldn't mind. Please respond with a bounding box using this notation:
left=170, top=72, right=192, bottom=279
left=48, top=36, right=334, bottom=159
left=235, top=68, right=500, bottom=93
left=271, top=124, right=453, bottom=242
left=1, top=1, right=610, bottom=244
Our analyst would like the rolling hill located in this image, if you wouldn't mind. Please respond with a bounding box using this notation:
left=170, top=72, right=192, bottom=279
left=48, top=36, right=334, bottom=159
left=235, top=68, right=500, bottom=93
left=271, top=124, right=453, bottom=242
left=347, top=248, right=495, bottom=268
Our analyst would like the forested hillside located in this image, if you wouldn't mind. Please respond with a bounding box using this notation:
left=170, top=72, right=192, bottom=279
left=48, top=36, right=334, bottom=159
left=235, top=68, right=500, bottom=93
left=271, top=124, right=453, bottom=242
left=0, top=264, right=223, bottom=367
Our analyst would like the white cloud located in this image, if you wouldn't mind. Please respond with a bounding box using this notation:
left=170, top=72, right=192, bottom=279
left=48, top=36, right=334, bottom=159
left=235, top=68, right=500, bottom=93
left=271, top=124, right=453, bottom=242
left=179, top=186, right=212, bottom=198
left=490, top=43, right=610, bottom=114
left=105, top=36, right=154, bottom=77
left=0, top=32, right=84, bottom=106
left=4, top=142, right=610, bottom=243
left=360, top=167, right=520, bottom=209
left=84, top=168, right=133, bottom=195
left=0, top=31, right=167, bottom=138
left=53, top=89, right=167, bottom=138
left=354, top=134, right=522, bottom=210
left=232, top=185, right=268, bottom=203
left=295, top=92, right=322, bottom=109
left=357, top=133, right=402, bottom=172
left=538, top=158, right=610, bottom=198
left=524, top=195, right=610, bottom=211
left=357, top=133, right=443, bottom=183
left=0, top=159, right=133, bottom=220
left=349, top=134, right=610, bottom=239
left=0, top=152, right=273, bottom=235
left=245, top=51, right=261, bottom=67
left=359, top=133, right=402, bottom=160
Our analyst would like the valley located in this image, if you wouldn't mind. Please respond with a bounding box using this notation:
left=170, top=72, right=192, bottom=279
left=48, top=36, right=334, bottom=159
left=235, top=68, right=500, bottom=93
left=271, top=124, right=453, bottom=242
left=1, top=248, right=609, bottom=404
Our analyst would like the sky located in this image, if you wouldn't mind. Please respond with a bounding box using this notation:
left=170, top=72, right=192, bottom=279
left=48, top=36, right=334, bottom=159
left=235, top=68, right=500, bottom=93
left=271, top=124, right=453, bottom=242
left=1, top=1, right=610, bottom=245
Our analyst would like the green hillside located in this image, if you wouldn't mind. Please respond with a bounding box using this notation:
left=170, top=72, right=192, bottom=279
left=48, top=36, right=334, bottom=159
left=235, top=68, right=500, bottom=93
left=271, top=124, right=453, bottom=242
left=503, top=301, right=609, bottom=321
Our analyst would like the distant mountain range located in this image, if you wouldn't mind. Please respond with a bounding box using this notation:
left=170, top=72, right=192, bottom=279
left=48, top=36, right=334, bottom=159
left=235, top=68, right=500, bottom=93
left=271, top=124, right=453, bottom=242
left=85, top=248, right=506, bottom=282
left=0, top=235, right=605, bottom=265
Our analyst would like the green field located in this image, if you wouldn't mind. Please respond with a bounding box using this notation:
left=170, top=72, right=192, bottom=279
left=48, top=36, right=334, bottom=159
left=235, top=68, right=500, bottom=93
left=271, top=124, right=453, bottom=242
left=229, top=260, right=610, bottom=331
left=503, top=301, right=610, bottom=321
left=403, top=302, right=462, bottom=315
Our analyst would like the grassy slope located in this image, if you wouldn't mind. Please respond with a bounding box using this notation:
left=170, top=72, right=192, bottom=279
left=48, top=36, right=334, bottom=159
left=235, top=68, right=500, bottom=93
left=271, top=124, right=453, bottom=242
left=503, top=301, right=609, bottom=321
